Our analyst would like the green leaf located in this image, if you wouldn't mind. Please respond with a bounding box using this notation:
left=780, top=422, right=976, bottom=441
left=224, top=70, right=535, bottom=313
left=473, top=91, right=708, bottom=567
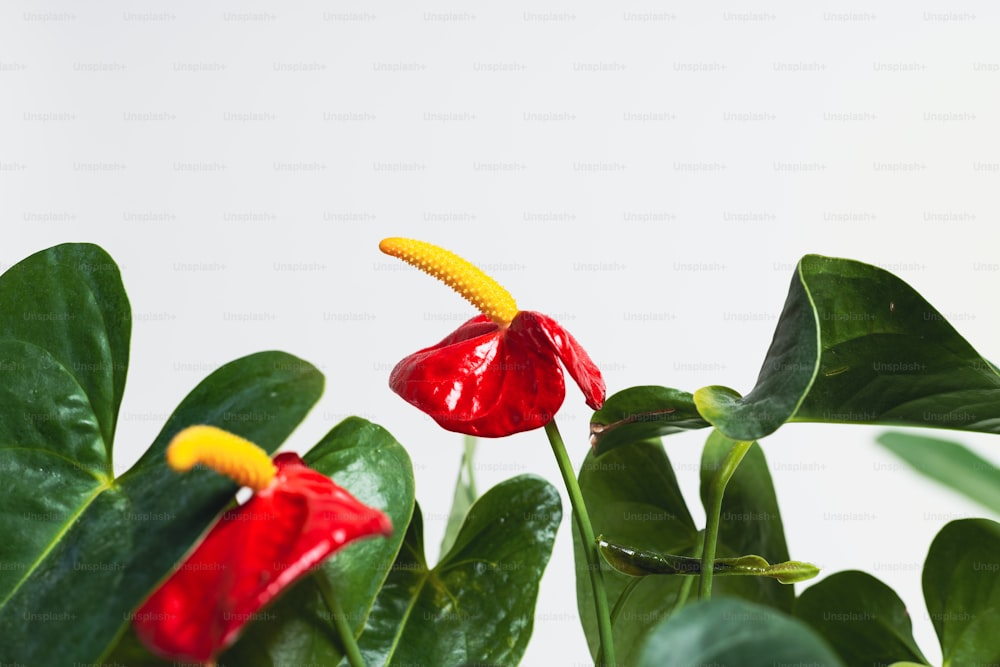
left=358, top=475, right=561, bottom=666
left=0, top=243, right=129, bottom=449
left=221, top=417, right=416, bottom=665
left=0, top=237, right=324, bottom=665
left=876, top=431, right=1000, bottom=515
left=637, top=597, right=846, bottom=667
left=699, top=430, right=794, bottom=612
left=691, top=255, right=1000, bottom=440
left=795, top=571, right=929, bottom=666
left=441, top=435, right=478, bottom=556
left=589, top=385, right=710, bottom=456
left=924, top=518, right=1000, bottom=666
left=573, top=439, right=698, bottom=665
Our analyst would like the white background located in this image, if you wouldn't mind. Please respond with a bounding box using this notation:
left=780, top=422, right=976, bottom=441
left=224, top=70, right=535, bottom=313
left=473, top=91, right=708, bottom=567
left=3, top=2, right=1000, bottom=665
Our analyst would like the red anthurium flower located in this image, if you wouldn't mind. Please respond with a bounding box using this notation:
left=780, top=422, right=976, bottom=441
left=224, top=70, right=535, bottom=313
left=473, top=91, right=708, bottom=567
left=132, top=426, right=392, bottom=664
left=380, top=238, right=605, bottom=437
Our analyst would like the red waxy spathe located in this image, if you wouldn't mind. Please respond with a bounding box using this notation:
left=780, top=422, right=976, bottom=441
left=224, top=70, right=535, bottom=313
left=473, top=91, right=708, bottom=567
left=133, top=452, right=391, bottom=662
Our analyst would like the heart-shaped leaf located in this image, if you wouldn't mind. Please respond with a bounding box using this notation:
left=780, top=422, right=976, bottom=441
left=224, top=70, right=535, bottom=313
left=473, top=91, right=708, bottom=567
left=573, top=439, right=699, bottom=665
left=0, top=244, right=324, bottom=664
left=795, top=570, right=929, bottom=665
left=695, top=254, right=1000, bottom=440
left=637, top=597, right=846, bottom=667
left=358, top=475, right=561, bottom=666
left=220, top=417, right=415, bottom=665
left=924, top=519, right=1000, bottom=666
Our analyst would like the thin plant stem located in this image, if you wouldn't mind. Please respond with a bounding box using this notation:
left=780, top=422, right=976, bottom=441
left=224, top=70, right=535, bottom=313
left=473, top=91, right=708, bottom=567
left=544, top=420, right=616, bottom=667
left=463, top=434, right=478, bottom=498
left=699, top=439, right=753, bottom=600
left=315, top=569, right=367, bottom=667
left=609, top=576, right=643, bottom=627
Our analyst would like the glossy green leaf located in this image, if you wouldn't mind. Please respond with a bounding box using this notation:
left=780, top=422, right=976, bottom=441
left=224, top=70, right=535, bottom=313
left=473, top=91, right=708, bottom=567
left=694, top=254, right=1000, bottom=440
left=700, top=430, right=794, bottom=612
left=637, top=597, right=846, bottom=667
left=795, top=571, right=929, bottom=666
left=589, top=385, right=710, bottom=456
left=0, top=243, right=129, bottom=450
left=221, top=417, right=416, bottom=665
left=924, top=519, right=1000, bottom=665
left=876, top=431, right=1000, bottom=515
left=441, top=435, right=478, bottom=556
left=573, top=440, right=699, bottom=665
left=358, top=475, right=561, bottom=666
left=0, top=244, right=129, bottom=604
left=0, top=241, right=324, bottom=665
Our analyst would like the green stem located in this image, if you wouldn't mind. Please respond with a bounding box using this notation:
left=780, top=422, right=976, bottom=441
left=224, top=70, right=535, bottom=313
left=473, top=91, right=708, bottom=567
left=544, top=420, right=616, bottom=667
left=315, top=569, right=367, bottom=667
left=463, top=434, right=478, bottom=498
left=699, top=438, right=753, bottom=600
left=609, top=576, right=643, bottom=628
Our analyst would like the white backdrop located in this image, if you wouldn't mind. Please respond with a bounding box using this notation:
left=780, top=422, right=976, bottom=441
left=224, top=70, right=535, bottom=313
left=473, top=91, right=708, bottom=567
left=4, top=2, right=1000, bottom=665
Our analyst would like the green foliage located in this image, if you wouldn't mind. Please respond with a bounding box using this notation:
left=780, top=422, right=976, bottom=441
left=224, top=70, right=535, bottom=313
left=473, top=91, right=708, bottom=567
left=589, top=386, right=709, bottom=456
left=877, top=431, right=1000, bottom=514
left=358, top=476, right=561, bottom=666
left=637, top=597, right=846, bottom=667
left=7, top=244, right=1000, bottom=666
left=572, top=440, right=698, bottom=665
left=924, top=519, right=1000, bottom=666
left=592, top=255, right=1000, bottom=454
left=695, top=255, right=1000, bottom=440
left=573, top=430, right=801, bottom=664
left=0, top=244, right=324, bottom=665
left=221, top=417, right=416, bottom=665
left=699, top=430, right=793, bottom=611
left=795, top=571, right=928, bottom=666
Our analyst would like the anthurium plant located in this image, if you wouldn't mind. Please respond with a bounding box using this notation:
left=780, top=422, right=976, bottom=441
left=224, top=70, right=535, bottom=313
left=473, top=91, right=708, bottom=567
left=0, top=241, right=998, bottom=667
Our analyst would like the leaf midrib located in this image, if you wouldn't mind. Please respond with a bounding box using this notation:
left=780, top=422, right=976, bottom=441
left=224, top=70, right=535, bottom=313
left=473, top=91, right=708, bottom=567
left=0, top=445, right=110, bottom=484
left=0, top=477, right=114, bottom=608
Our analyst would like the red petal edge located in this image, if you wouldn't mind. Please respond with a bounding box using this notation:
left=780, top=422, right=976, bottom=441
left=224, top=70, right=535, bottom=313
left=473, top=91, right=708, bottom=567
left=132, top=453, right=391, bottom=662
left=518, top=311, right=606, bottom=410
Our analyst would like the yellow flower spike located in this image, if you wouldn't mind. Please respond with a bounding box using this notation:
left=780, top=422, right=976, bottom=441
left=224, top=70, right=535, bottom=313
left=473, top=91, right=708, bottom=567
left=166, top=425, right=277, bottom=492
left=379, top=237, right=519, bottom=327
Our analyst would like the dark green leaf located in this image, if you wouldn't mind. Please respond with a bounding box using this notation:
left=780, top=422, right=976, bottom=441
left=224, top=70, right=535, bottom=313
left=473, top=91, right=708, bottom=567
left=573, top=439, right=698, bottom=665
left=876, top=431, right=1000, bottom=514
left=795, top=571, right=929, bottom=666
left=690, top=255, right=1000, bottom=440
left=222, top=417, right=415, bottom=666
left=589, top=385, right=710, bottom=456
left=358, top=476, right=561, bottom=666
left=0, top=243, right=324, bottom=665
left=924, top=518, right=1000, bottom=665
left=700, top=430, right=794, bottom=612
left=637, top=597, right=846, bottom=667
left=0, top=243, right=129, bottom=448
left=0, top=350, right=323, bottom=666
